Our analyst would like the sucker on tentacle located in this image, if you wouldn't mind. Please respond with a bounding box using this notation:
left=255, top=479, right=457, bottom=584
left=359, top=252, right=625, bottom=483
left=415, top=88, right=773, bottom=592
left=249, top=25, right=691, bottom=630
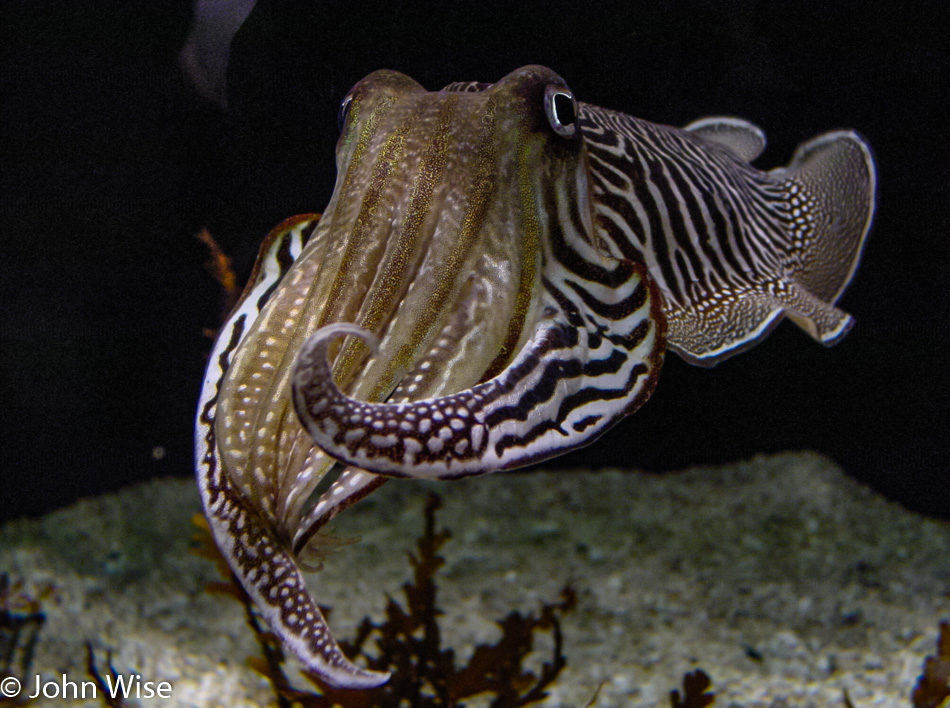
left=292, top=261, right=663, bottom=479
left=196, top=64, right=876, bottom=689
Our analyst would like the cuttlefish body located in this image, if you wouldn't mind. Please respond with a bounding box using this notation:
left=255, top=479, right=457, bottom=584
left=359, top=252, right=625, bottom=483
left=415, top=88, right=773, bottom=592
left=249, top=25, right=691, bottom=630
left=195, top=66, right=875, bottom=687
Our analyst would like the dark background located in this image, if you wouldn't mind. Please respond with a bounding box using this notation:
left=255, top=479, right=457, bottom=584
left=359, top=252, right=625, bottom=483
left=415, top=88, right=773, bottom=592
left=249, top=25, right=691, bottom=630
left=2, top=1, right=948, bottom=524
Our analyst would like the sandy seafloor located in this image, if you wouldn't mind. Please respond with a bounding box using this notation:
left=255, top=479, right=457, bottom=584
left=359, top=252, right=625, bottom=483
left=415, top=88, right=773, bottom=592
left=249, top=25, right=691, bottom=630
left=1, top=451, right=947, bottom=707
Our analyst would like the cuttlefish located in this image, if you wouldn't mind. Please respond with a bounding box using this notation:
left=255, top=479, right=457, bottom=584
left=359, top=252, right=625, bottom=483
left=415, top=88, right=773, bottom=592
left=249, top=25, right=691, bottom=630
left=195, top=66, right=875, bottom=687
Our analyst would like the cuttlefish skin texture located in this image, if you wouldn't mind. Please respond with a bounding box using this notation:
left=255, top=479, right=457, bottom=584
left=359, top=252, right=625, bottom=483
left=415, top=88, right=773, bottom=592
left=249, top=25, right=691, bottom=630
left=195, top=65, right=875, bottom=688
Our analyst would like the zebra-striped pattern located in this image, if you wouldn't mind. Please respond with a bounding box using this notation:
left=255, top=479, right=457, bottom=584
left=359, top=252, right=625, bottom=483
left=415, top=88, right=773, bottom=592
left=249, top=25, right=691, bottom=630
left=579, top=103, right=873, bottom=364
left=292, top=246, right=662, bottom=480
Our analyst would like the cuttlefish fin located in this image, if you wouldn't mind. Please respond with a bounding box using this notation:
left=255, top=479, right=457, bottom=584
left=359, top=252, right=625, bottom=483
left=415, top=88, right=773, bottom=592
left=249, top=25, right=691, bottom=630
left=669, top=129, right=876, bottom=366
left=685, top=116, right=767, bottom=162
left=772, top=130, right=877, bottom=305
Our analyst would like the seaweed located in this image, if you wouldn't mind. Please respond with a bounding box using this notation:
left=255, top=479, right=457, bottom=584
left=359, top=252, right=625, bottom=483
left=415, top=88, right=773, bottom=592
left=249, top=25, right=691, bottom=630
left=195, top=493, right=576, bottom=706
left=195, top=228, right=240, bottom=335
left=85, top=644, right=129, bottom=708
left=0, top=573, right=52, bottom=706
left=669, top=669, right=715, bottom=708
left=912, top=621, right=950, bottom=708
left=660, top=620, right=950, bottom=708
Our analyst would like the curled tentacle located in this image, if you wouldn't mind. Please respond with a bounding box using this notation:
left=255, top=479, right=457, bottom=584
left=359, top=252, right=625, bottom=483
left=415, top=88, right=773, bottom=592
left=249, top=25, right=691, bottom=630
left=292, top=273, right=663, bottom=480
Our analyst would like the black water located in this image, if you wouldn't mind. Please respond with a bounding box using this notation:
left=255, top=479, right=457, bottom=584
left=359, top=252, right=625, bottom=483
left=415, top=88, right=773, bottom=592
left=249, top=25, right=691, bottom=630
left=2, top=1, right=948, bottom=523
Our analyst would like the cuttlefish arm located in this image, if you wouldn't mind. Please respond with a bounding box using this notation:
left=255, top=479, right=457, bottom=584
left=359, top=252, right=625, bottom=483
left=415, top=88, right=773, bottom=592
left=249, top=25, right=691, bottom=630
left=195, top=215, right=390, bottom=688
left=292, top=257, right=664, bottom=479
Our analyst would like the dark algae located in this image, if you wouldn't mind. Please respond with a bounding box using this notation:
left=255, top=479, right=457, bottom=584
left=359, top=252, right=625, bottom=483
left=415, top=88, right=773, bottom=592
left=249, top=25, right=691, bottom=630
left=912, top=621, right=950, bottom=708
left=194, top=493, right=576, bottom=706
left=668, top=669, right=715, bottom=708
left=0, top=574, right=50, bottom=707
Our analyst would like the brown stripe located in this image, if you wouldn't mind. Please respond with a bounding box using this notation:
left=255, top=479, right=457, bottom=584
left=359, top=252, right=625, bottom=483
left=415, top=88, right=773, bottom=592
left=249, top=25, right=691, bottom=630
left=481, top=136, right=541, bottom=380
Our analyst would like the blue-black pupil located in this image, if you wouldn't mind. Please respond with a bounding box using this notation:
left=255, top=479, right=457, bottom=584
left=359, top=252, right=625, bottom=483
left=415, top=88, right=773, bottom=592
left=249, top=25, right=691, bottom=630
left=553, top=93, right=575, bottom=126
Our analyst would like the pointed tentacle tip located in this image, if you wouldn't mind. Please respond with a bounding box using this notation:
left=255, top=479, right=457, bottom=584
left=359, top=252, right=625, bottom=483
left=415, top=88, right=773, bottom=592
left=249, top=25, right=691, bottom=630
left=292, top=321, right=379, bottom=390
left=320, top=664, right=390, bottom=690
left=306, top=321, right=380, bottom=355
left=291, top=322, right=380, bottom=444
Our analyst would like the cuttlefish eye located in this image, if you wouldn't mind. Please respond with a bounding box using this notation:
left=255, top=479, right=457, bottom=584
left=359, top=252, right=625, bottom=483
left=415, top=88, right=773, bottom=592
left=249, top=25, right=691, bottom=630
left=338, top=94, right=353, bottom=131
left=544, top=85, right=577, bottom=138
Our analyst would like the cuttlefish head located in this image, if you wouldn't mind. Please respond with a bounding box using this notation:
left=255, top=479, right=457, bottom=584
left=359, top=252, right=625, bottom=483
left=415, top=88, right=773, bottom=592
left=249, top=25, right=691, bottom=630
left=284, top=66, right=664, bottom=481
left=203, top=65, right=663, bottom=688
